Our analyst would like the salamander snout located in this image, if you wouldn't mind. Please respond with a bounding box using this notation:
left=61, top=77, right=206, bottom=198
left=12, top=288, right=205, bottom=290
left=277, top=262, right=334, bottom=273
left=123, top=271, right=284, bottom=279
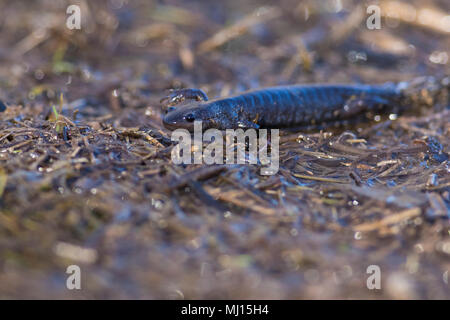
left=162, top=104, right=202, bottom=131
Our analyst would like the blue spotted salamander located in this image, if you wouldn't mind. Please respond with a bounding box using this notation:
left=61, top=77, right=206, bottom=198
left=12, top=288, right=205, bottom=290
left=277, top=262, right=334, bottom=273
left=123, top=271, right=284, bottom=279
left=162, top=76, right=449, bottom=131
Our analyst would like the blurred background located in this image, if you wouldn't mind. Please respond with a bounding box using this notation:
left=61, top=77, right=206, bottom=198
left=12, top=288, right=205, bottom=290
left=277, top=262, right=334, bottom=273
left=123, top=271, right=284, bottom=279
left=1, top=0, right=449, bottom=105
left=0, top=0, right=449, bottom=299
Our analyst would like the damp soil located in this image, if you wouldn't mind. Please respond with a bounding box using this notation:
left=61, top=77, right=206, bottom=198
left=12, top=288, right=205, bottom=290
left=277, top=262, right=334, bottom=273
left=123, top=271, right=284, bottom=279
left=0, top=0, right=449, bottom=299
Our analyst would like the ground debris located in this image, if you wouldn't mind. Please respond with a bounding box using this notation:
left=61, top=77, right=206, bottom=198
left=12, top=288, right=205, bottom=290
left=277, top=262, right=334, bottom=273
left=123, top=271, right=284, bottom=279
left=0, top=0, right=449, bottom=300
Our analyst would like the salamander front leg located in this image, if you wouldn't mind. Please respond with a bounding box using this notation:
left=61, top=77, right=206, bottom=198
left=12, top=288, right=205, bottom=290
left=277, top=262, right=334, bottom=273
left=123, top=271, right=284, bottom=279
left=160, top=88, right=209, bottom=112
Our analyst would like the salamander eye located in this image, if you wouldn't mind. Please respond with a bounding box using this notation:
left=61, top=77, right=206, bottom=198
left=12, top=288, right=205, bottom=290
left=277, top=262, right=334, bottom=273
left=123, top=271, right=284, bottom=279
left=184, top=113, right=195, bottom=122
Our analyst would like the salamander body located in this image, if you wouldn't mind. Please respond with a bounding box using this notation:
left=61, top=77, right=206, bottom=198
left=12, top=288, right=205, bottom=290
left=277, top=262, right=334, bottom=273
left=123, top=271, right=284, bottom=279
left=162, top=77, right=449, bottom=131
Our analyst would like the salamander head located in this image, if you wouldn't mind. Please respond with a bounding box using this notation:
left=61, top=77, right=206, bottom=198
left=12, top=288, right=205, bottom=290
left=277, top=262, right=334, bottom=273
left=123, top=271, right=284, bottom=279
left=163, top=102, right=217, bottom=131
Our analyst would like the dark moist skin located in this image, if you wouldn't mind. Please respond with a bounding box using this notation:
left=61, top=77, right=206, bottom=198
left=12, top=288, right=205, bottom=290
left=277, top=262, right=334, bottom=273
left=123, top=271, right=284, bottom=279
left=162, top=77, right=449, bottom=131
